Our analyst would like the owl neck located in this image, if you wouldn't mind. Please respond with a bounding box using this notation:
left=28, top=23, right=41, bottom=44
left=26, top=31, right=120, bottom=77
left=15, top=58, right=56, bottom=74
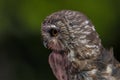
left=78, top=43, right=102, bottom=59
left=67, top=38, right=103, bottom=72
left=67, top=42, right=102, bottom=61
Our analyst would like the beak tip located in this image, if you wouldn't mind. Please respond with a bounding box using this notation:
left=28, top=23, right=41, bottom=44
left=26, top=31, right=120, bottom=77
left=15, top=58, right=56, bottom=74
left=43, top=41, right=47, bottom=48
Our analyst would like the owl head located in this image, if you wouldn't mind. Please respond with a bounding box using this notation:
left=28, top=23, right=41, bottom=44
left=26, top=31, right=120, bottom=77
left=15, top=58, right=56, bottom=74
left=41, top=10, right=102, bottom=58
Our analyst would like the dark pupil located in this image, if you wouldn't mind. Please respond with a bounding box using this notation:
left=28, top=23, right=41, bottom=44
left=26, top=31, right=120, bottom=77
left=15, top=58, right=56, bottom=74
left=49, top=28, right=58, bottom=37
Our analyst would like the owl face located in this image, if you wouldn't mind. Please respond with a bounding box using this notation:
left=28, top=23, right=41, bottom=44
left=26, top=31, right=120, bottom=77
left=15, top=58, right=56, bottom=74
left=41, top=22, right=67, bottom=52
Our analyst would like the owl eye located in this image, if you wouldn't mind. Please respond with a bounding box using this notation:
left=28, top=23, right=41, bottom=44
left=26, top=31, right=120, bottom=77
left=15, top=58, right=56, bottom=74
left=49, top=28, right=59, bottom=37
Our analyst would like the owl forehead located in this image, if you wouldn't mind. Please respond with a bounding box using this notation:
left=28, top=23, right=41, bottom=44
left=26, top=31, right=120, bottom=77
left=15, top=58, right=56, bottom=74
left=44, top=10, right=83, bottom=24
left=44, top=10, right=93, bottom=29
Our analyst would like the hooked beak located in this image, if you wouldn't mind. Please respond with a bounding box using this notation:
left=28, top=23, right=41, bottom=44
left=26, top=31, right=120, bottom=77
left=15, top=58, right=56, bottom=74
left=43, top=40, right=47, bottom=48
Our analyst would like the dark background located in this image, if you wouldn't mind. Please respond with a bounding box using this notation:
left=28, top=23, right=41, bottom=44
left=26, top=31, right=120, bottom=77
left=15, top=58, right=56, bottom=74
left=0, top=0, right=120, bottom=80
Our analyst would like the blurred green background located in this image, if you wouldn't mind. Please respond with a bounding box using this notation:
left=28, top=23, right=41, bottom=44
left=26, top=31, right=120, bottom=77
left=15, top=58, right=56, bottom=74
left=0, top=0, right=120, bottom=80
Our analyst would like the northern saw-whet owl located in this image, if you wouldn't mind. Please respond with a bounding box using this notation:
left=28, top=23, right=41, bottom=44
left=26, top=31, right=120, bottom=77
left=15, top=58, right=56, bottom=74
left=41, top=10, right=120, bottom=80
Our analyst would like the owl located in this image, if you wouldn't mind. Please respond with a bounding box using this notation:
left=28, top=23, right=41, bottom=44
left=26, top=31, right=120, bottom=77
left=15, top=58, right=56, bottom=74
left=41, top=10, right=120, bottom=80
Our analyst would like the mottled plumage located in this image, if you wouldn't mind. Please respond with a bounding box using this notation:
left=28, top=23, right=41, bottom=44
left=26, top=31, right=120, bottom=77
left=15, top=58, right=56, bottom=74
left=41, top=10, right=120, bottom=80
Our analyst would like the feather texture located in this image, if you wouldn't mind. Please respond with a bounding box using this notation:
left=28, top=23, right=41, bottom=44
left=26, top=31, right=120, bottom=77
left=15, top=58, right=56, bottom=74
left=41, top=10, right=120, bottom=80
